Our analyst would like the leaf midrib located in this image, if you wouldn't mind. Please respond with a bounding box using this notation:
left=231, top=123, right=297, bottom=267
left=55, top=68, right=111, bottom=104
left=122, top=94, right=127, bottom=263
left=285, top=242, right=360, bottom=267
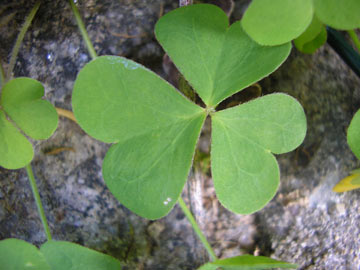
left=210, top=25, right=254, bottom=107
left=0, top=106, right=28, bottom=139
left=112, top=113, right=206, bottom=184
left=191, top=16, right=215, bottom=104
left=219, top=121, right=263, bottom=209
left=103, top=106, right=205, bottom=144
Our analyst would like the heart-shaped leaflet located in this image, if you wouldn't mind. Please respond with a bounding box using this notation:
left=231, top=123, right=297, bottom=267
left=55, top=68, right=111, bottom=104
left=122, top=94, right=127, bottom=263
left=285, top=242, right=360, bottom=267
left=211, top=94, right=306, bottom=214
left=0, top=238, right=122, bottom=270
left=347, top=109, right=360, bottom=160
left=198, top=254, right=297, bottom=270
left=241, top=0, right=313, bottom=46
left=314, top=0, right=360, bottom=30
left=155, top=4, right=291, bottom=107
left=0, top=78, right=58, bottom=169
left=72, top=56, right=206, bottom=219
left=0, top=238, right=50, bottom=270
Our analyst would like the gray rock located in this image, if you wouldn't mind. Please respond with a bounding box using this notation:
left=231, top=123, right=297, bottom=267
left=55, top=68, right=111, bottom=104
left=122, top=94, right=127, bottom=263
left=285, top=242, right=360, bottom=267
left=255, top=47, right=360, bottom=270
left=0, top=1, right=359, bottom=269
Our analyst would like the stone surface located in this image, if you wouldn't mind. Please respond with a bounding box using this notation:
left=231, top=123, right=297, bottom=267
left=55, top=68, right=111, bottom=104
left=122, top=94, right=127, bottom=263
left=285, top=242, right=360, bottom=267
left=0, top=1, right=360, bottom=269
left=256, top=47, right=360, bottom=270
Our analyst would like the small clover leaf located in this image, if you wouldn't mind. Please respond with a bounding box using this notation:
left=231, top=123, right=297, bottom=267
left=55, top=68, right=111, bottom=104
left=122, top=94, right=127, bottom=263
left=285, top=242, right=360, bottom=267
left=0, top=110, right=34, bottom=170
left=40, top=241, right=122, bottom=270
left=0, top=239, right=122, bottom=270
left=0, top=238, right=50, bottom=270
left=334, top=110, right=360, bottom=193
left=294, top=15, right=327, bottom=54
left=241, top=0, right=360, bottom=49
left=0, top=78, right=58, bottom=169
left=72, top=4, right=306, bottom=219
left=314, top=0, right=360, bottom=30
left=347, top=109, right=360, bottom=160
left=241, top=0, right=313, bottom=46
left=197, top=254, right=297, bottom=270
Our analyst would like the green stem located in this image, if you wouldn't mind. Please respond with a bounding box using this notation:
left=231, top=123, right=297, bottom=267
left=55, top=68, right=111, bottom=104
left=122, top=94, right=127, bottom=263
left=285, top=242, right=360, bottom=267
left=25, top=164, right=52, bottom=241
left=69, top=0, right=97, bottom=59
left=0, top=57, right=5, bottom=89
left=6, top=1, right=41, bottom=81
left=178, top=197, right=217, bottom=261
left=348, top=30, right=360, bottom=53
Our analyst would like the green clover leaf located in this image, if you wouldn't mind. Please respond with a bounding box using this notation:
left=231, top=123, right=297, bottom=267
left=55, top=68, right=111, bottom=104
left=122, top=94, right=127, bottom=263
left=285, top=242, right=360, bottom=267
left=241, top=0, right=360, bottom=48
left=0, top=78, right=58, bottom=169
left=73, top=56, right=206, bottom=219
left=314, top=0, right=360, bottom=30
left=72, top=4, right=306, bottom=219
left=294, top=15, right=327, bottom=54
left=241, top=0, right=313, bottom=46
left=0, top=110, right=34, bottom=170
left=197, top=254, right=297, bottom=270
left=0, top=238, right=50, bottom=270
left=211, top=94, right=306, bottom=214
left=40, top=241, right=122, bottom=270
left=347, top=109, right=360, bottom=160
left=333, top=110, right=360, bottom=193
left=0, top=239, right=122, bottom=270
left=155, top=4, right=291, bottom=107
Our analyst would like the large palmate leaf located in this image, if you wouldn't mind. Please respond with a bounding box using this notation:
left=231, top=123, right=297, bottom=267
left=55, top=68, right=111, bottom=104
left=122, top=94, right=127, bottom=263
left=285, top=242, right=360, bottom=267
left=40, top=241, right=122, bottom=270
left=241, top=0, right=313, bottom=46
left=155, top=4, right=291, bottom=107
left=72, top=56, right=206, bottom=219
left=0, top=78, right=58, bottom=169
left=0, top=238, right=50, bottom=270
left=211, top=94, right=306, bottom=214
left=314, top=0, right=360, bottom=30
left=197, top=255, right=297, bottom=270
left=72, top=4, right=306, bottom=219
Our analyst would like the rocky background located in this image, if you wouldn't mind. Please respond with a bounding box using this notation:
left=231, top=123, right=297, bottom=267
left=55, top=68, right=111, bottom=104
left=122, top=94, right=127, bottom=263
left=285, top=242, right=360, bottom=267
left=0, top=0, right=359, bottom=269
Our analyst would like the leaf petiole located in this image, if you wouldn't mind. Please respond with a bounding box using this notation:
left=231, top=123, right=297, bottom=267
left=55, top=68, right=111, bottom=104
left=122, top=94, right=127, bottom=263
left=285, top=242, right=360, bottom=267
left=0, top=57, right=5, bottom=89
left=25, top=164, right=52, bottom=241
left=178, top=197, right=217, bottom=261
left=69, top=0, right=98, bottom=60
left=347, top=29, right=360, bottom=53
left=6, top=1, right=41, bottom=81
left=56, top=107, right=77, bottom=122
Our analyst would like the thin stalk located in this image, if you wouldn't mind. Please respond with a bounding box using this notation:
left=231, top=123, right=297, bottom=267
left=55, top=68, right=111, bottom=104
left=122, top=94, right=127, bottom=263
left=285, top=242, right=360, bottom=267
left=178, top=197, right=217, bottom=261
left=0, top=57, right=5, bottom=89
left=25, top=164, right=52, bottom=241
left=6, top=1, right=41, bottom=81
left=348, top=30, right=360, bottom=53
left=69, top=0, right=97, bottom=59
left=327, top=27, right=360, bottom=78
left=56, top=107, right=77, bottom=122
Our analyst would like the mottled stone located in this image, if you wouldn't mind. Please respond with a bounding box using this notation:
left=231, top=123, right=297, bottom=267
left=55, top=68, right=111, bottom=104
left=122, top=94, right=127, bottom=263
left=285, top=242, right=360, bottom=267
left=255, top=47, right=360, bottom=270
left=0, top=1, right=360, bottom=270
